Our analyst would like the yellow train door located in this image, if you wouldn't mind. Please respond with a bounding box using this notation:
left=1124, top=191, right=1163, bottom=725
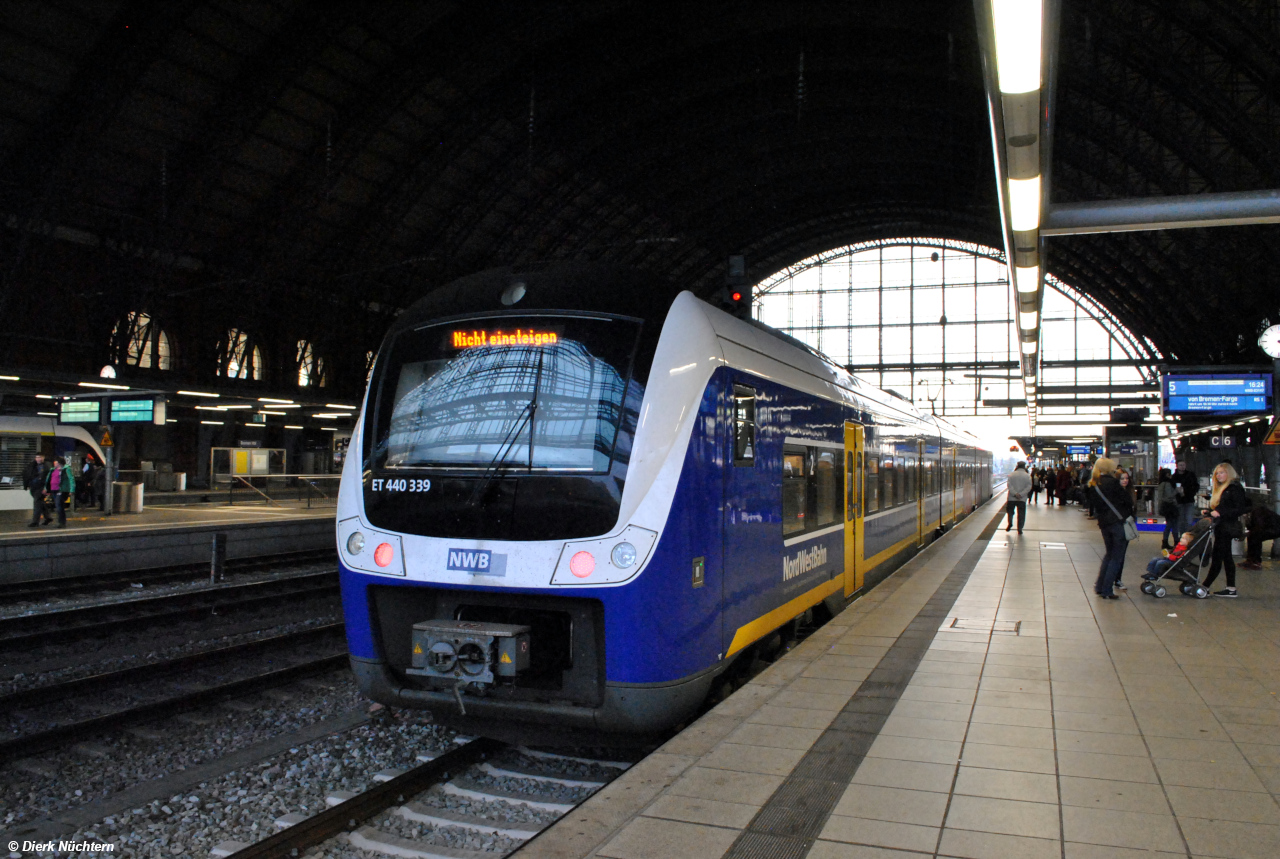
left=844, top=421, right=865, bottom=597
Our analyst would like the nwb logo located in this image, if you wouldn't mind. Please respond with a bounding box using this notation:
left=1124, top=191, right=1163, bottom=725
left=447, top=549, right=492, bottom=572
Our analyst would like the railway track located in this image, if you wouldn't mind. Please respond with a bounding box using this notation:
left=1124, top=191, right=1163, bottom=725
left=0, top=624, right=350, bottom=760
left=224, top=738, right=634, bottom=859
left=0, top=570, right=338, bottom=651
left=0, top=548, right=337, bottom=606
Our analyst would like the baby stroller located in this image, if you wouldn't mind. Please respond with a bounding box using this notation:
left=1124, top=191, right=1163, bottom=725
left=1140, top=527, right=1213, bottom=599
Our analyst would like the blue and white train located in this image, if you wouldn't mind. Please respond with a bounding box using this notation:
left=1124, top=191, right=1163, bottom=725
left=337, top=265, right=992, bottom=737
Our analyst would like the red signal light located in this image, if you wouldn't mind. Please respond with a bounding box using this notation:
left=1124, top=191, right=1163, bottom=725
left=731, top=291, right=742, bottom=302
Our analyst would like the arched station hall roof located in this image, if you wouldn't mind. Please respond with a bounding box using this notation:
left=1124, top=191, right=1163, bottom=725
left=1, top=0, right=1278, bottom=397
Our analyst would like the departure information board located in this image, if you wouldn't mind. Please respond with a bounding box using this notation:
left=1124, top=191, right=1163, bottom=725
left=59, top=401, right=100, bottom=423
left=109, top=399, right=154, bottom=422
left=1162, top=374, right=1272, bottom=415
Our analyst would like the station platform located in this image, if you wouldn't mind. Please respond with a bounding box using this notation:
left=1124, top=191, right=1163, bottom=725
left=520, top=497, right=1280, bottom=859
left=0, top=502, right=335, bottom=582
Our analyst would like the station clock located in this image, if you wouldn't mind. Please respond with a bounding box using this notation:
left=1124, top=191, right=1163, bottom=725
left=1260, top=324, right=1280, bottom=359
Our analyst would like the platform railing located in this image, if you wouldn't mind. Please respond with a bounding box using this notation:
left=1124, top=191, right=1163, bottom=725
left=219, top=474, right=342, bottom=508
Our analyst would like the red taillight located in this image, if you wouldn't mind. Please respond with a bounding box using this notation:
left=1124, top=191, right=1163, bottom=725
left=569, top=551, right=595, bottom=578
left=374, top=542, right=394, bottom=568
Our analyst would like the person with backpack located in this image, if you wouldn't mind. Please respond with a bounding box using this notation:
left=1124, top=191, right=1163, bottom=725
left=43, top=455, right=75, bottom=528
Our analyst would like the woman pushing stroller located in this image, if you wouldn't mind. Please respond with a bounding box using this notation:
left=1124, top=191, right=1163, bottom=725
left=1201, top=462, right=1249, bottom=597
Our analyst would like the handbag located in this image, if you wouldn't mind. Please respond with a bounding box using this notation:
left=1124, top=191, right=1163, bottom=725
left=1094, top=485, right=1139, bottom=541
left=1158, top=500, right=1178, bottom=519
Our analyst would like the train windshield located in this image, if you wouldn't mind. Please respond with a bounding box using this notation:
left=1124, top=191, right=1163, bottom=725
left=372, top=315, right=642, bottom=472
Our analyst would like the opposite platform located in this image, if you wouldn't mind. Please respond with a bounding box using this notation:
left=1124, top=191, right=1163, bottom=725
left=0, top=502, right=334, bottom=581
left=517, top=496, right=1280, bottom=859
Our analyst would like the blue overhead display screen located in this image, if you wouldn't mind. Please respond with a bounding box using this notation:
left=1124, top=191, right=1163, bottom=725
left=1162, top=374, right=1272, bottom=415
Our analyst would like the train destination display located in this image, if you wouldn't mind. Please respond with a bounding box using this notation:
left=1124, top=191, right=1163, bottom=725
left=1162, top=374, right=1272, bottom=415
left=59, top=401, right=100, bottom=423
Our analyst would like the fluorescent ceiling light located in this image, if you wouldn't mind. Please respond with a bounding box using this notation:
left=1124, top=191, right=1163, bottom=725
left=1008, top=176, right=1041, bottom=231
left=37, top=411, right=56, bottom=416
left=992, top=0, right=1042, bottom=94
left=36, top=394, right=53, bottom=400
left=312, top=412, right=351, bottom=419
left=1015, top=265, right=1039, bottom=295
left=259, top=397, right=294, bottom=404
left=179, top=390, right=219, bottom=398
left=325, top=403, right=357, bottom=410
left=201, top=420, right=224, bottom=425
left=219, top=404, right=253, bottom=410
left=260, top=410, right=286, bottom=416
left=79, top=381, right=129, bottom=390
left=195, top=406, right=225, bottom=411
left=1019, top=310, right=1039, bottom=329
left=0, top=374, right=17, bottom=381
left=321, top=427, right=338, bottom=431
left=285, top=425, right=303, bottom=430
left=166, top=419, right=176, bottom=423
left=1020, top=340, right=1038, bottom=355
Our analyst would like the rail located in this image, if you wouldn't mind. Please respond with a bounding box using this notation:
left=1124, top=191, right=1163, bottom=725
left=0, top=652, right=350, bottom=761
left=0, top=571, right=338, bottom=650
left=227, top=737, right=504, bottom=859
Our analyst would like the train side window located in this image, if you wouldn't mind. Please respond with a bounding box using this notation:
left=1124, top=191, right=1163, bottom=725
left=732, top=385, right=756, bottom=466
left=865, top=450, right=880, bottom=513
left=881, top=454, right=897, bottom=509
left=814, top=449, right=841, bottom=527
left=782, top=445, right=808, bottom=535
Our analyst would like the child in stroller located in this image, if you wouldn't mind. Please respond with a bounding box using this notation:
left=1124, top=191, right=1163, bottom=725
left=1141, top=518, right=1213, bottom=599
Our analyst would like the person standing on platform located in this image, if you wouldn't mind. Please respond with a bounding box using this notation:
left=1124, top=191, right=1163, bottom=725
left=1056, top=465, right=1072, bottom=507
left=21, top=452, right=51, bottom=527
left=43, top=455, right=75, bottom=529
left=1154, top=468, right=1179, bottom=551
left=1201, top=463, right=1249, bottom=597
left=1241, top=502, right=1280, bottom=570
left=1091, top=457, right=1134, bottom=599
left=1174, top=460, right=1199, bottom=533
left=1006, top=461, right=1032, bottom=533
left=1029, top=468, right=1041, bottom=504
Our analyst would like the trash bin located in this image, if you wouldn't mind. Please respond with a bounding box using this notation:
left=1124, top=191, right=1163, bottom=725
left=111, top=481, right=145, bottom=513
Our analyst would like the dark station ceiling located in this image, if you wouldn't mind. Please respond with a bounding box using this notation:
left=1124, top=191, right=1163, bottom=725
left=1, top=0, right=1279, bottom=397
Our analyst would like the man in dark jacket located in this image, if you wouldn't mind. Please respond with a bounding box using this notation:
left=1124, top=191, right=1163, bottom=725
left=1174, top=460, right=1199, bottom=533
left=21, top=453, right=51, bottom=527
left=1241, top=503, right=1280, bottom=570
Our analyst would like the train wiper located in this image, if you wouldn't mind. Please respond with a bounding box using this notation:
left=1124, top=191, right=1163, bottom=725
left=467, top=348, right=546, bottom=506
left=465, top=399, right=535, bottom=507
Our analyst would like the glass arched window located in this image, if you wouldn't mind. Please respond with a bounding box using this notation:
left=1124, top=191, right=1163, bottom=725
left=296, top=340, right=327, bottom=388
left=111, top=311, right=172, bottom=370
left=754, top=238, right=1161, bottom=422
left=220, top=328, right=263, bottom=380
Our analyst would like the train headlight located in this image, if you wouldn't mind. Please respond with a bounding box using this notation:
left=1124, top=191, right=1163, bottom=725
left=569, top=550, right=595, bottom=578
left=346, top=531, right=366, bottom=555
left=610, top=542, right=637, bottom=569
left=374, top=542, right=394, bottom=568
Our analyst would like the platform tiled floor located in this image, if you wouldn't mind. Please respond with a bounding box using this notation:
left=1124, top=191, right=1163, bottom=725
left=518, top=497, right=1280, bottom=859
